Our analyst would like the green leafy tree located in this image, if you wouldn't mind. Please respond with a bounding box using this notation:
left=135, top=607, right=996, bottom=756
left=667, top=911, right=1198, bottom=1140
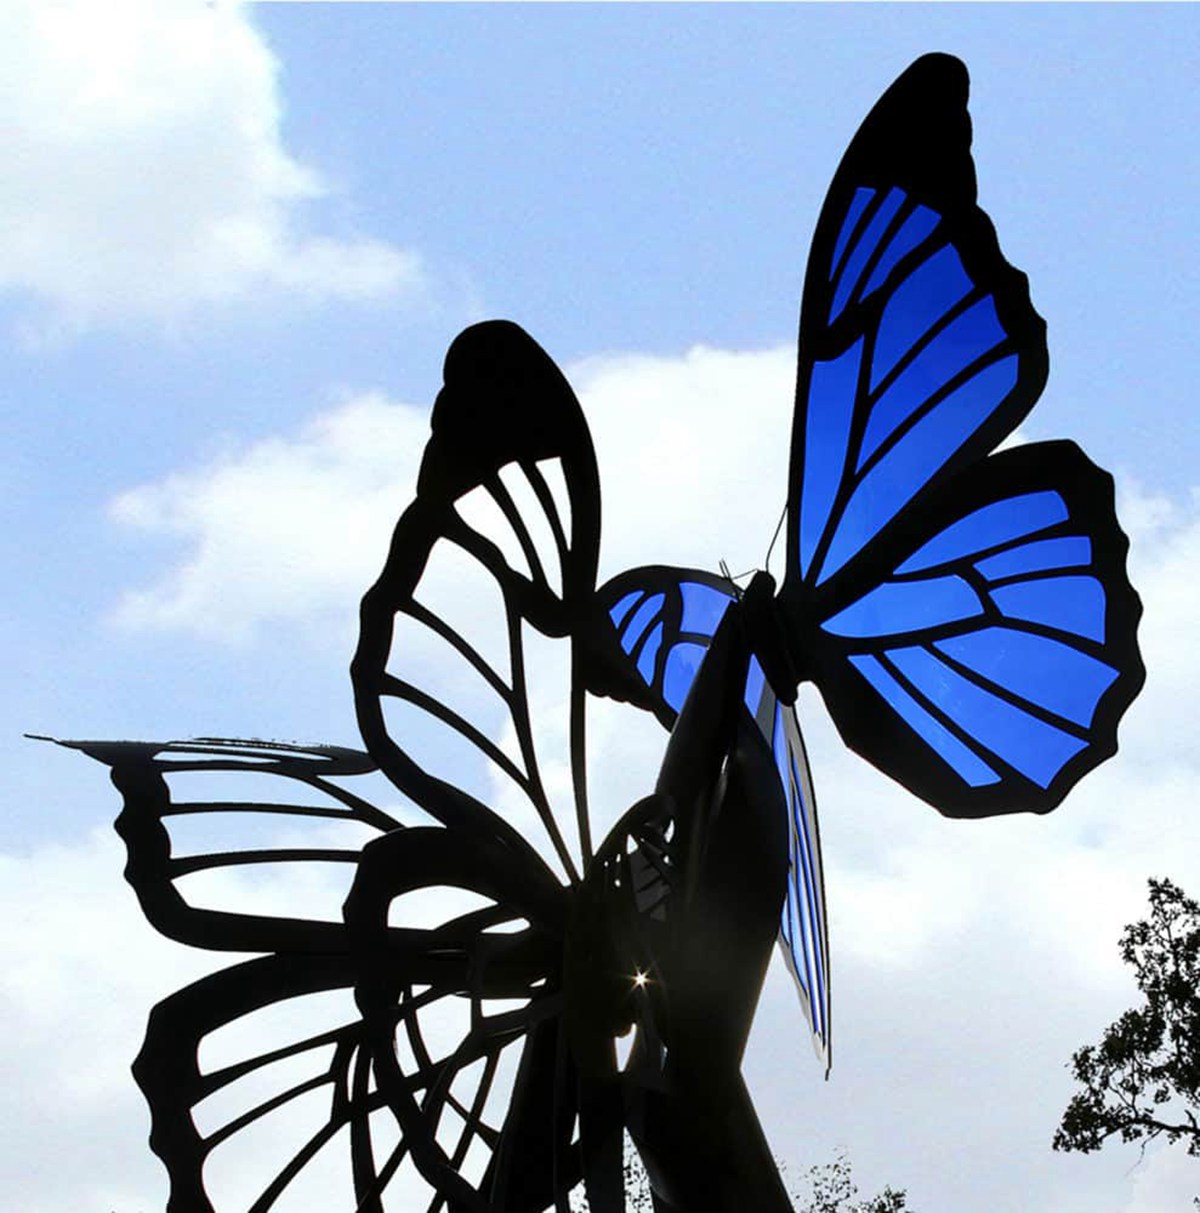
left=1054, top=878, right=1200, bottom=1171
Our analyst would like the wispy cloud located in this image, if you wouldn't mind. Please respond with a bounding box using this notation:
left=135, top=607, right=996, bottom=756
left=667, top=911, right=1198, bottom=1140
left=0, top=0, right=422, bottom=337
left=109, top=391, right=430, bottom=643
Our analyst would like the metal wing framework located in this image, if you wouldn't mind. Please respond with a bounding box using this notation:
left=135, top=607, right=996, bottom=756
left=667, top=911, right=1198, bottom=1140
left=353, top=320, right=605, bottom=889
left=45, top=737, right=573, bottom=1213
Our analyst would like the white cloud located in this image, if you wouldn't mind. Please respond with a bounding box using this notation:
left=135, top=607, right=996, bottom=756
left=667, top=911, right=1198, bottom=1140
left=110, top=391, right=430, bottom=642
left=0, top=0, right=421, bottom=334
left=0, top=829, right=205, bottom=1210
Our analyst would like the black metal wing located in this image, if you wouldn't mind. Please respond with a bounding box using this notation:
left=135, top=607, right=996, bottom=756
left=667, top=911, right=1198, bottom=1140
left=46, top=736, right=573, bottom=1213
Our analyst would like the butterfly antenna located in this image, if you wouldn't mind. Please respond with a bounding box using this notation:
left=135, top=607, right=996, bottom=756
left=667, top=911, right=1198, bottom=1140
left=763, top=502, right=787, bottom=575
left=719, top=559, right=756, bottom=591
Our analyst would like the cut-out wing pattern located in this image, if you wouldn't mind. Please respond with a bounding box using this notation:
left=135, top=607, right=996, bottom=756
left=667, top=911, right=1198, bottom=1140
left=47, top=737, right=577, bottom=1213
left=46, top=738, right=394, bottom=952
left=352, top=320, right=603, bottom=886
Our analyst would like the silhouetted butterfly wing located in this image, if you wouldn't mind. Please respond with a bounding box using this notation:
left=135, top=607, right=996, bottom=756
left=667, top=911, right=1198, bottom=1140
left=48, top=737, right=569, bottom=1213
left=352, top=319, right=604, bottom=887
left=43, top=737, right=395, bottom=953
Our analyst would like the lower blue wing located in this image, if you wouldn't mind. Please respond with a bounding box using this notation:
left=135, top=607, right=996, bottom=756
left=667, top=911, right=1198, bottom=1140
left=808, top=440, right=1144, bottom=817
left=592, top=568, right=832, bottom=1070
left=770, top=700, right=831, bottom=1073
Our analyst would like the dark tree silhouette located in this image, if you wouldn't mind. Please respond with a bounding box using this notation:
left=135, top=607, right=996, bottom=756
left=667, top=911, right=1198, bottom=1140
left=1055, top=878, right=1200, bottom=1175
left=791, top=1150, right=910, bottom=1213
left=573, top=1145, right=912, bottom=1212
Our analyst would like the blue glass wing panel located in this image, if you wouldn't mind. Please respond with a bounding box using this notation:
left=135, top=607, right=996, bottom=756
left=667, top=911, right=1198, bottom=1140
left=975, top=535, right=1092, bottom=582
left=935, top=627, right=1118, bottom=728
left=830, top=187, right=907, bottom=322
left=799, top=338, right=864, bottom=577
left=885, top=646, right=1087, bottom=788
left=679, top=580, right=734, bottom=636
left=897, top=491, right=1068, bottom=575
left=637, top=622, right=664, bottom=684
left=830, top=186, right=876, bottom=278
left=620, top=593, right=664, bottom=653
left=770, top=704, right=830, bottom=1064
left=861, top=204, right=940, bottom=300
left=819, top=356, right=1020, bottom=584
left=609, top=590, right=641, bottom=629
left=870, top=244, right=974, bottom=390
left=991, top=575, right=1106, bottom=643
left=822, top=575, right=983, bottom=639
left=603, top=574, right=738, bottom=719
left=788, top=744, right=827, bottom=1036
left=859, top=296, right=1006, bottom=468
left=662, top=641, right=707, bottom=713
left=812, top=438, right=1142, bottom=814
left=772, top=710, right=814, bottom=1003
left=744, top=654, right=768, bottom=720
left=848, top=653, right=1000, bottom=787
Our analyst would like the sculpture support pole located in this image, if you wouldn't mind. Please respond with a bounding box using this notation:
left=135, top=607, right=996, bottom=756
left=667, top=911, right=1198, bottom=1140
left=625, top=608, right=794, bottom=1212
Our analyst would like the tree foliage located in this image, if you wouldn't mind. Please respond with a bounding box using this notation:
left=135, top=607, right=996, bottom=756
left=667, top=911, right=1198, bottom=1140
left=571, top=1142, right=910, bottom=1211
left=790, top=1149, right=910, bottom=1213
left=1054, top=878, right=1200, bottom=1161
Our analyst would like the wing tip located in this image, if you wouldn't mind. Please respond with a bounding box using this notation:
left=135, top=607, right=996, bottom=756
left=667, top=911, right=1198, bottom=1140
left=901, top=52, right=969, bottom=91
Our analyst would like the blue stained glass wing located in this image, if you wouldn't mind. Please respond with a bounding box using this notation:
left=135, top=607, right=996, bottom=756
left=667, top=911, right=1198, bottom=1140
left=771, top=701, right=831, bottom=1072
left=782, top=54, right=1049, bottom=601
left=807, top=441, right=1144, bottom=817
left=592, top=568, right=832, bottom=1066
left=591, top=567, right=740, bottom=724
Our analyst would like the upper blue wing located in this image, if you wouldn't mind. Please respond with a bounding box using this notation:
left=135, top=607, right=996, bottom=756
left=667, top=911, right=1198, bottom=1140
left=775, top=55, right=1141, bottom=817
left=592, top=568, right=831, bottom=1070
left=782, top=54, right=1048, bottom=600
left=807, top=442, right=1144, bottom=817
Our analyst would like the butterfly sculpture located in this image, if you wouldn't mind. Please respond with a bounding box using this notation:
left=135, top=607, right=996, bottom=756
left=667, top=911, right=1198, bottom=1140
left=47, top=53, right=1142, bottom=1213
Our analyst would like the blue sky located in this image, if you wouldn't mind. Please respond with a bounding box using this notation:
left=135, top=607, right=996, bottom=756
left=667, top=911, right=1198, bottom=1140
left=5, top=3, right=1200, bottom=1211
